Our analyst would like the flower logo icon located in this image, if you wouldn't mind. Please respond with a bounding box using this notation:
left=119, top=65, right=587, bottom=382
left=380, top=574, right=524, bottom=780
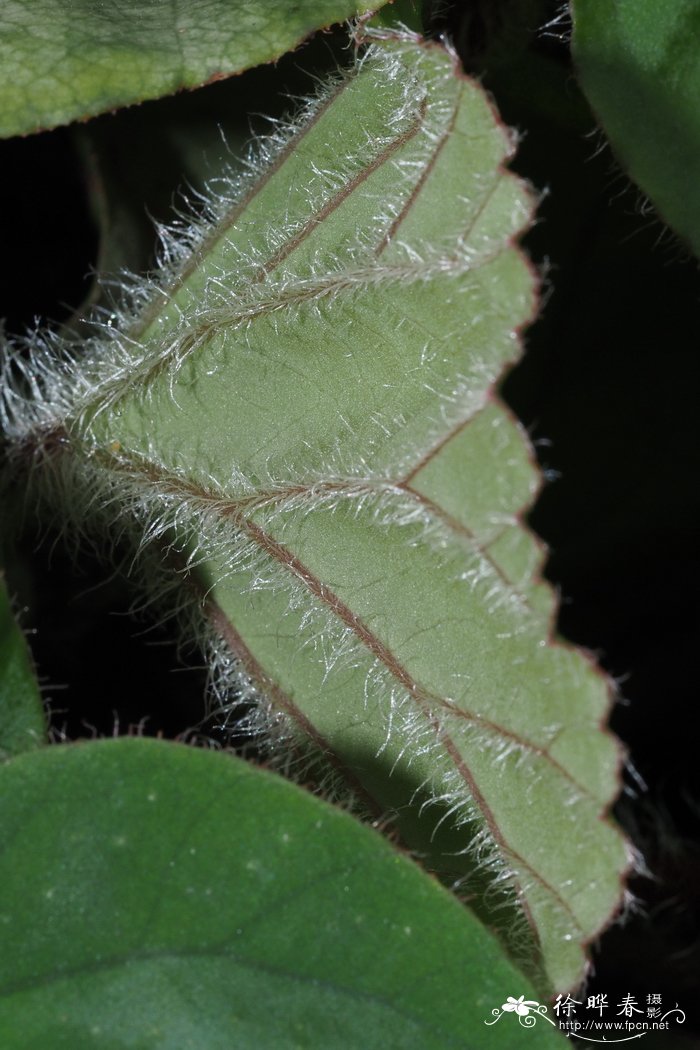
left=502, top=995, right=539, bottom=1017
left=485, top=993, right=554, bottom=1028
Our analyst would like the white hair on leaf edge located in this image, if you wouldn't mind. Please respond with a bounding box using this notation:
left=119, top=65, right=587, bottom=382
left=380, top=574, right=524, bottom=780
left=0, top=30, right=626, bottom=993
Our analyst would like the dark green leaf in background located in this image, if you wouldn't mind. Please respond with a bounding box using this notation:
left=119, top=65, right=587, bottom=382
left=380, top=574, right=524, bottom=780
left=0, top=738, right=566, bottom=1048
left=572, top=0, right=700, bottom=256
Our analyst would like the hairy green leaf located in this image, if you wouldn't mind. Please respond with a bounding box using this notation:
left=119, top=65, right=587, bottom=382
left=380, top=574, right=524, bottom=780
left=1, top=34, right=627, bottom=991
left=76, top=43, right=346, bottom=298
left=0, top=574, right=46, bottom=758
left=0, top=737, right=567, bottom=1048
left=0, top=0, right=385, bottom=138
left=572, top=0, right=700, bottom=255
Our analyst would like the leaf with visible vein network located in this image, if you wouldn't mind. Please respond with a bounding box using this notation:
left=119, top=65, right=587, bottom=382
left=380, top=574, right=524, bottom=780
left=0, top=32, right=628, bottom=992
left=0, top=0, right=387, bottom=137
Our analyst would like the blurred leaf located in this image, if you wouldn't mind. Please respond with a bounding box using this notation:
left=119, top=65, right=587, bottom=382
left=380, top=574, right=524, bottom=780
left=0, top=0, right=388, bottom=138
left=369, top=0, right=424, bottom=32
left=0, top=574, right=46, bottom=758
left=0, top=737, right=566, bottom=1048
left=572, top=0, right=700, bottom=255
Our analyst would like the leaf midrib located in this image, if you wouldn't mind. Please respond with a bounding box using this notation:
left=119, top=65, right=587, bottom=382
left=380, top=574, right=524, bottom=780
left=60, top=442, right=590, bottom=944
left=88, top=445, right=590, bottom=801
left=72, top=60, right=511, bottom=426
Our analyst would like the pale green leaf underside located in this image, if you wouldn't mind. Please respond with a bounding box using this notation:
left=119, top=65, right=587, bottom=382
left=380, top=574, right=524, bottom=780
left=0, top=575, right=46, bottom=759
left=0, top=0, right=385, bottom=137
left=20, top=37, right=626, bottom=991
left=572, top=0, right=700, bottom=256
left=0, top=738, right=566, bottom=1048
